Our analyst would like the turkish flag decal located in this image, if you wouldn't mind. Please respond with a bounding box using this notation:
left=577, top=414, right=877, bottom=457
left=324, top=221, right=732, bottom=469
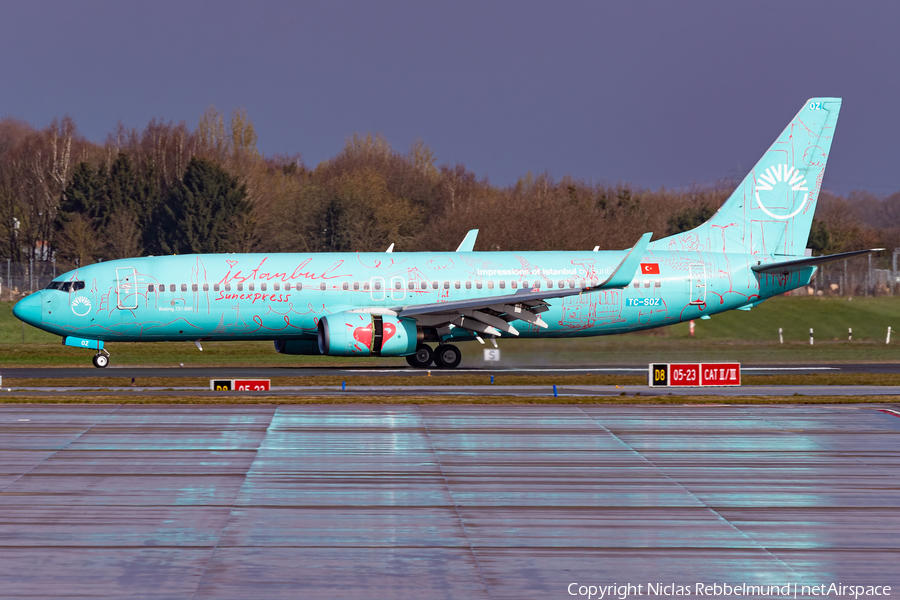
left=640, top=263, right=660, bottom=274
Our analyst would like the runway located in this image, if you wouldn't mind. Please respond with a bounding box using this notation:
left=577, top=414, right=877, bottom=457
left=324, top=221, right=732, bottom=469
left=2, top=362, right=899, bottom=380
left=4, top=383, right=900, bottom=398
left=1, top=403, right=898, bottom=599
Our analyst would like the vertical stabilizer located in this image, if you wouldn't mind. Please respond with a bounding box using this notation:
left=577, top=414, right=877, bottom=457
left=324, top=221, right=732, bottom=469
left=655, top=98, right=841, bottom=256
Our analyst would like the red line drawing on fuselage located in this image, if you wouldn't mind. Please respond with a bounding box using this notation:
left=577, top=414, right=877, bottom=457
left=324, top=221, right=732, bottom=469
left=558, top=289, right=623, bottom=330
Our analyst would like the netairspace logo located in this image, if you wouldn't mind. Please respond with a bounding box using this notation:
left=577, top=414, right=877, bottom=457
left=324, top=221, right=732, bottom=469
left=566, top=582, right=892, bottom=599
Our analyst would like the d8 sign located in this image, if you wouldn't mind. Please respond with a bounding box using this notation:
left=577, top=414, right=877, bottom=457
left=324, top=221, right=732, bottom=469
left=648, top=363, right=740, bottom=387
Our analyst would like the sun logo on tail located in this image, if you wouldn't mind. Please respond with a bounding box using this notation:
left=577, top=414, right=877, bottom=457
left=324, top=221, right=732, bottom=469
left=755, top=164, right=809, bottom=220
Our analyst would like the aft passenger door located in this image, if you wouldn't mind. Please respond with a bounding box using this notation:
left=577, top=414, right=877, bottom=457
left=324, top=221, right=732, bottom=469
left=116, top=267, right=138, bottom=309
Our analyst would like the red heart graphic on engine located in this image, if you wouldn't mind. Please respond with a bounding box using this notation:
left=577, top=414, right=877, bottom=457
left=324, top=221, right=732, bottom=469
left=382, top=322, right=396, bottom=344
left=353, top=324, right=373, bottom=349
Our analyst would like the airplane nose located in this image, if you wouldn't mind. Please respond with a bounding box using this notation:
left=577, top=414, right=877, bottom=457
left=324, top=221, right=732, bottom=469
left=13, top=292, right=42, bottom=327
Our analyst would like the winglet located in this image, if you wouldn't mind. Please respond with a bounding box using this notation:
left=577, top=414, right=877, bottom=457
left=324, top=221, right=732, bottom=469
left=386, top=243, right=394, bottom=253
left=456, top=229, right=479, bottom=252
left=593, top=232, right=653, bottom=290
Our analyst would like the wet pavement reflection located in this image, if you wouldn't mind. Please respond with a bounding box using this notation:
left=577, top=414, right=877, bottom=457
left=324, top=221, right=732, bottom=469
left=0, top=404, right=897, bottom=599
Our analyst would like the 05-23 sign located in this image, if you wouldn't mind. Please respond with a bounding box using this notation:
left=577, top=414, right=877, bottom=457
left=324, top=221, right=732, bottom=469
left=649, top=363, right=740, bottom=387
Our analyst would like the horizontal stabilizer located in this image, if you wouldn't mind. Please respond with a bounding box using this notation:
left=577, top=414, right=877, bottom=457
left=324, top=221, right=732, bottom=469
left=752, top=248, right=884, bottom=274
left=456, top=229, right=479, bottom=252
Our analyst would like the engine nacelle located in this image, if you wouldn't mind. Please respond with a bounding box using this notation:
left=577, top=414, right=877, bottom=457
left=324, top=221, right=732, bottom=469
left=273, top=339, right=321, bottom=355
left=317, top=313, right=417, bottom=357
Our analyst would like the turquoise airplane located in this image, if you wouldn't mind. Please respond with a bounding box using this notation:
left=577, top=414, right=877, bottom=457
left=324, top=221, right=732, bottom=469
left=13, top=97, right=882, bottom=368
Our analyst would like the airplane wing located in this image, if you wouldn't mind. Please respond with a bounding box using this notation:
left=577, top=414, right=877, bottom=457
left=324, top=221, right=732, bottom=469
left=392, top=233, right=652, bottom=337
left=752, top=248, right=884, bottom=274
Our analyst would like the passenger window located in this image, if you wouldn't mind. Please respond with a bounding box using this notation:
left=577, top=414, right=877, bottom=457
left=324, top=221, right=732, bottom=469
left=296, top=283, right=303, bottom=291
left=499, top=281, right=506, bottom=289
left=202, top=284, right=209, bottom=292
left=342, top=282, right=349, bottom=290
left=248, top=283, right=255, bottom=292
left=443, top=281, right=450, bottom=289
left=374, top=281, right=382, bottom=290
left=214, top=284, right=220, bottom=292
left=579, top=280, right=586, bottom=288
left=191, top=284, right=198, bottom=292
left=353, top=282, right=359, bottom=290
left=260, top=283, right=267, bottom=291
left=655, top=280, right=661, bottom=288
left=431, top=281, right=438, bottom=290
left=547, top=281, right=553, bottom=289
left=465, top=281, right=472, bottom=289
left=534, top=281, right=541, bottom=289
left=364, top=282, right=370, bottom=290
left=476, top=281, right=482, bottom=289
left=170, top=284, right=176, bottom=292
left=522, top=281, right=529, bottom=289
left=644, top=280, right=651, bottom=288
left=510, top=281, right=517, bottom=289
left=148, top=284, right=155, bottom=292
left=633, top=281, right=639, bottom=288
left=395, top=281, right=402, bottom=290
left=181, top=284, right=188, bottom=292
left=558, top=280, right=565, bottom=289
left=487, top=281, right=494, bottom=290
left=273, top=283, right=279, bottom=291
left=237, top=283, right=243, bottom=292
left=285, top=283, right=292, bottom=291
left=225, top=284, right=231, bottom=292
left=569, top=280, right=575, bottom=289
left=421, top=282, right=427, bottom=290
left=454, top=281, right=460, bottom=289
left=320, top=282, right=326, bottom=291
left=408, top=281, right=415, bottom=290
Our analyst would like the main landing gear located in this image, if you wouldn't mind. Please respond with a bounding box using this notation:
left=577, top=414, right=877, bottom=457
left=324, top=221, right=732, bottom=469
left=92, top=350, right=110, bottom=369
left=405, top=343, right=462, bottom=369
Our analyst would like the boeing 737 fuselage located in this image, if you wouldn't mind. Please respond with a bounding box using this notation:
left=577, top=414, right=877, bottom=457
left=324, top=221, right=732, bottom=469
left=13, top=97, right=881, bottom=368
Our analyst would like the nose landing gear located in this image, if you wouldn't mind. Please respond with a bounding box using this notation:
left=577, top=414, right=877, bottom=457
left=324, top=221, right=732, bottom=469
left=92, top=350, right=110, bottom=368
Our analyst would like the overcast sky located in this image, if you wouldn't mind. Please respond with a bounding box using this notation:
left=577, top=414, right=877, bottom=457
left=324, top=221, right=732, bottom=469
left=1, top=1, right=897, bottom=194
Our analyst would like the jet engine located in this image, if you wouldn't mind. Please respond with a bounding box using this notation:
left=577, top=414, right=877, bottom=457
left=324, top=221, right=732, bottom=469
left=317, top=313, right=417, bottom=357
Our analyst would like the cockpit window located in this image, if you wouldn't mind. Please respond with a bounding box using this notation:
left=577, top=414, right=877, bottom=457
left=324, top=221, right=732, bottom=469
left=46, top=281, right=85, bottom=292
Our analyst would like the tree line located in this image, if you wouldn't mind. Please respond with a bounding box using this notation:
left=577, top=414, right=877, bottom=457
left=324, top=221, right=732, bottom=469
left=1, top=108, right=898, bottom=270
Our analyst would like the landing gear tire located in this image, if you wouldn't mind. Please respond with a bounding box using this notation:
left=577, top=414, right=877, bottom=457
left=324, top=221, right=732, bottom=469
left=92, top=353, right=109, bottom=369
left=405, top=344, right=434, bottom=368
left=433, top=344, right=461, bottom=369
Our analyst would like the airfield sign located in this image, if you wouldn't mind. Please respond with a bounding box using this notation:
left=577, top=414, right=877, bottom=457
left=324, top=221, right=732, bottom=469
left=649, top=363, right=741, bottom=387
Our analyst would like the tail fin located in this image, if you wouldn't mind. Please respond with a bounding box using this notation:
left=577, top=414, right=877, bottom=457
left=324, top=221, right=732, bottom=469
left=655, top=97, right=842, bottom=256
